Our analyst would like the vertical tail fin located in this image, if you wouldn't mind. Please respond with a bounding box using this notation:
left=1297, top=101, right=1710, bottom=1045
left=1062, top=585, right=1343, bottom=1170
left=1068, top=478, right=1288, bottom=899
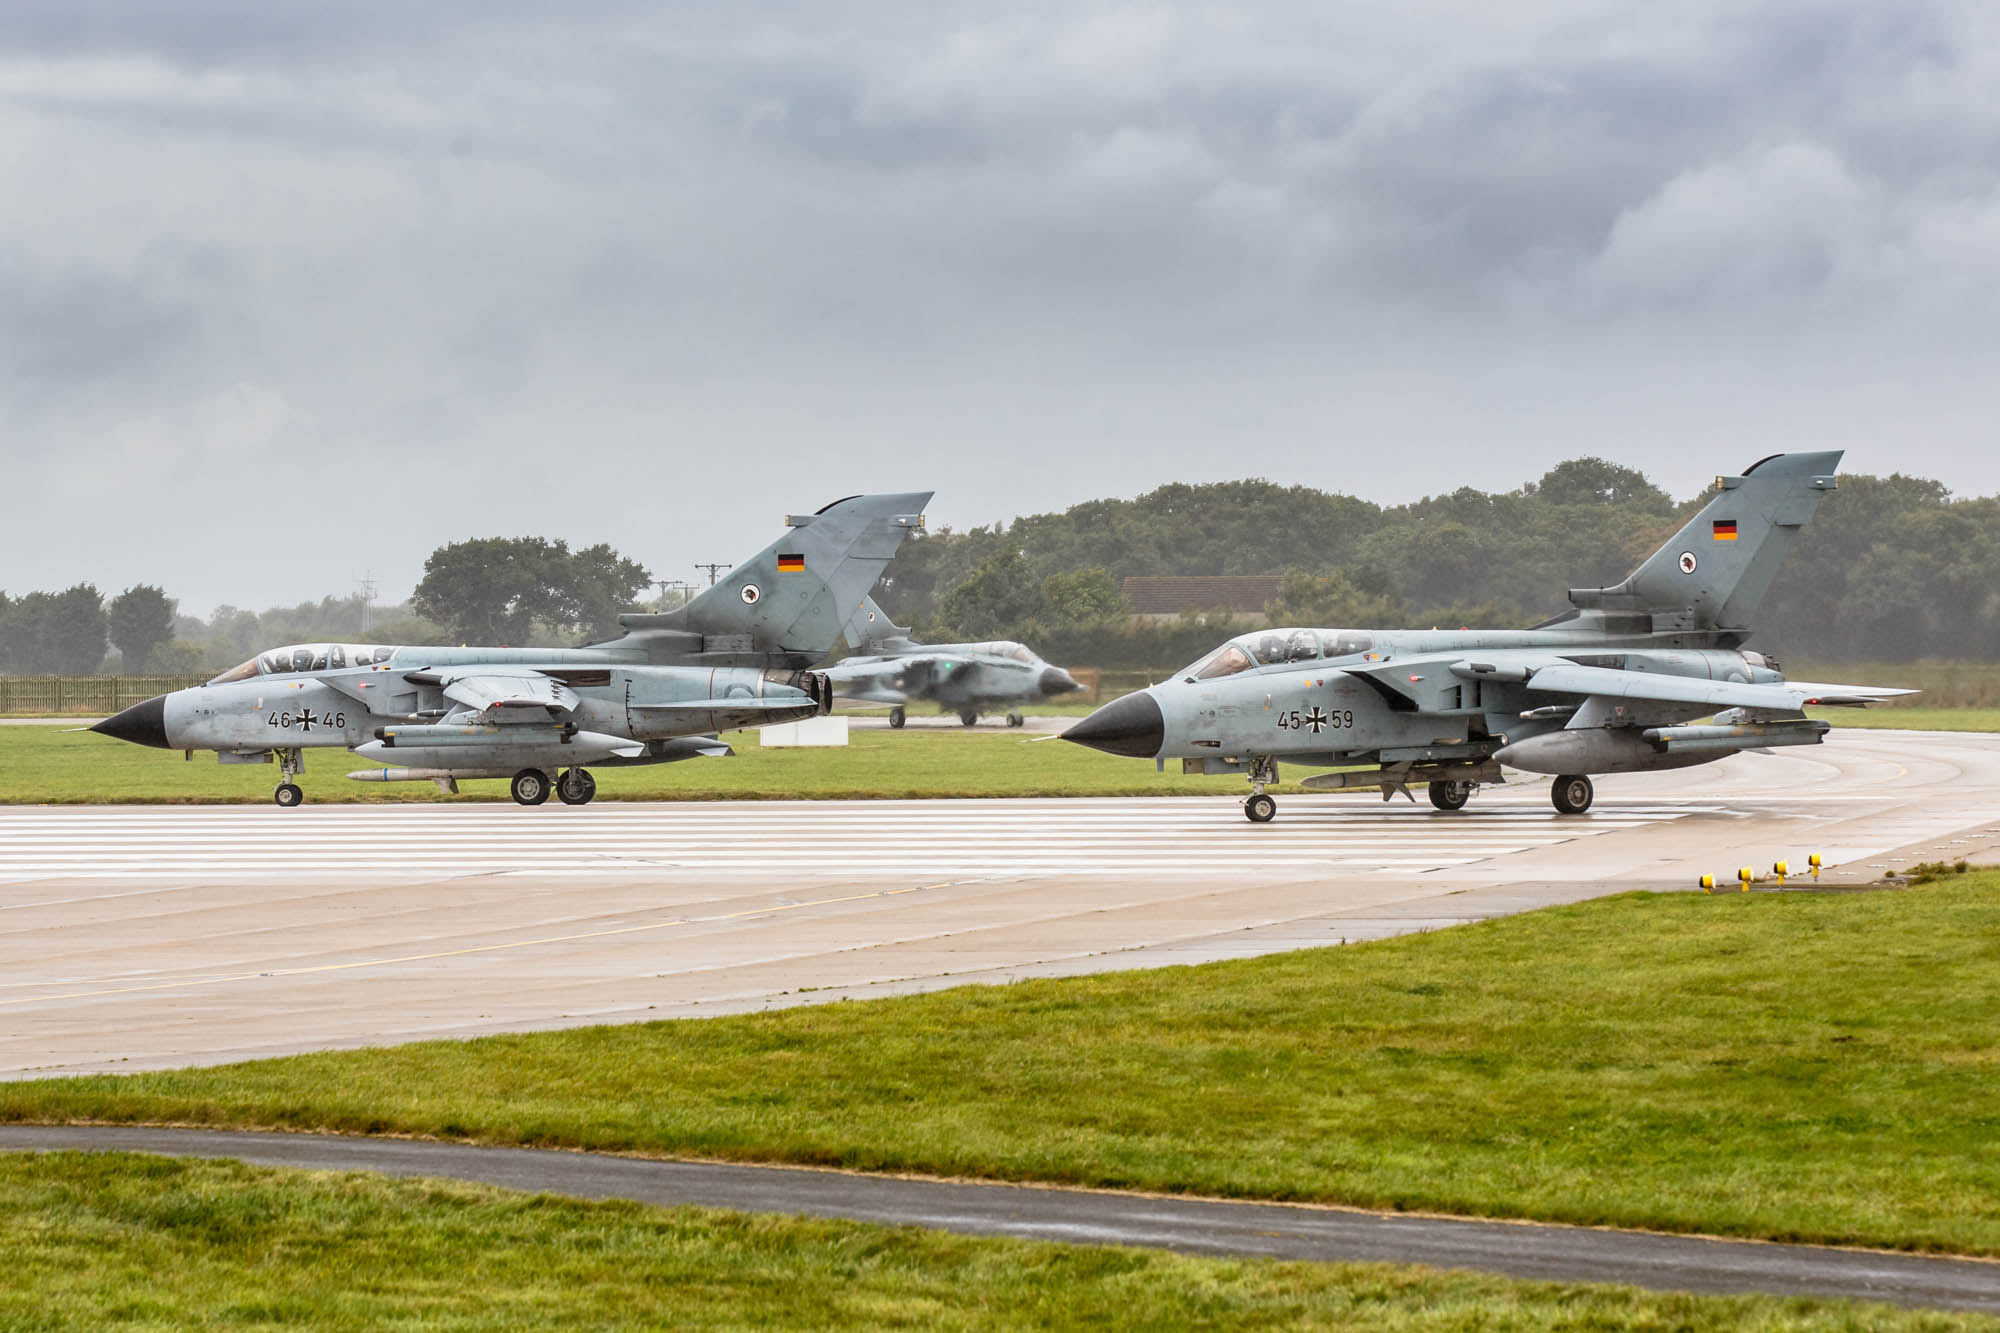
left=1567, top=452, right=1841, bottom=632
left=672, top=492, right=930, bottom=662
left=843, top=595, right=919, bottom=653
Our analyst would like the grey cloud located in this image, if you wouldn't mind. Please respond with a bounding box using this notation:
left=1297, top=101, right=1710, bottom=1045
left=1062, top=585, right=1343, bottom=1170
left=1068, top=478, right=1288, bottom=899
left=1, top=2, right=1998, bottom=611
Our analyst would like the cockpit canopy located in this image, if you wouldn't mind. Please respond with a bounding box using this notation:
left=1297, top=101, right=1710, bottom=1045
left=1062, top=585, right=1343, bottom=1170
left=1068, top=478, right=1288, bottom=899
left=1180, top=628, right=1376, bottom=681
left=207, top=643, right=397, bottom=685
left=967, top=641, right=1038, bottom=665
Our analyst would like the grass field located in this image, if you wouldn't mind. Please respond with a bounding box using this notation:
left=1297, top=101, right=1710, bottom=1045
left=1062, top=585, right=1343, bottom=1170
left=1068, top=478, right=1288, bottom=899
left=11, top=876, right=2000, bottom=1255
left=7, top=701, right=1997, bottom=804
left=4, top=1154, right=1971, bottom=1331
left=1805, top=707, right=2000, bottom=731
left=0, top=723, right=1251, bottom=804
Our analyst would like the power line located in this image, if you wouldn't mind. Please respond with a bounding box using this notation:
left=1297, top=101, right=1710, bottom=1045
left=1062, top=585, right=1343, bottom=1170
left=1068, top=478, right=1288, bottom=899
left=694, top=563, right=732, bottom=586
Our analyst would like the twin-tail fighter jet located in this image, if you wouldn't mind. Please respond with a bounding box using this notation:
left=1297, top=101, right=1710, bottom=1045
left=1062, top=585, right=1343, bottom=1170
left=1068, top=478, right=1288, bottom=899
left=823, top=596, right=1082, bottom=727
left=1063, top=452, right=1912, bottom=821
left=90, top=493, right=931, bottom=806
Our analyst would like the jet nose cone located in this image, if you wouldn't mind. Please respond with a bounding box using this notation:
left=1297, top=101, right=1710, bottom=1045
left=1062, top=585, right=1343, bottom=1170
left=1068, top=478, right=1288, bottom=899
left=1061, top=690, right=1164, bottom=758
left=1041, top=667, right=1081, bottom=696
left=91, top=694, right=172, bottom=749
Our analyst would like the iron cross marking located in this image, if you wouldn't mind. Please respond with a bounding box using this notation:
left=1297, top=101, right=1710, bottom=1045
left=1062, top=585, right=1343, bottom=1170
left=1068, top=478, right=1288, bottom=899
left=1303, top=706, right=1329, bottom=733
left=295, top=709, right=319, bottom=733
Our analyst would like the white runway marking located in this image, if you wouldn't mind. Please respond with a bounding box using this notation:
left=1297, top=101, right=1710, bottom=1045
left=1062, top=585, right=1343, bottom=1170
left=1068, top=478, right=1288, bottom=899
left=0, top=799, right=1706, bottom=883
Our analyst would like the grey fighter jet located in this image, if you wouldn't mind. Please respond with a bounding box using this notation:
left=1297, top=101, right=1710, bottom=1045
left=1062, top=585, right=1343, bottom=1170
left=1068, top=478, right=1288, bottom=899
left=1063, top=453, right=1912, bottom=821
left=823, top=596, right=1081, bottom=727
left=90, top=493, right=931, bottom=806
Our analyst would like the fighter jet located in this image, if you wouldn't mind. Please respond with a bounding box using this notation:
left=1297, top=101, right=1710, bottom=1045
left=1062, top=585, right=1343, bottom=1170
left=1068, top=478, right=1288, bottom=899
left=822, top=596, right=1082, bottom=727
left=1063, top=453, right=1912, bottom=821
left=90, top=493, right=931, bottom=806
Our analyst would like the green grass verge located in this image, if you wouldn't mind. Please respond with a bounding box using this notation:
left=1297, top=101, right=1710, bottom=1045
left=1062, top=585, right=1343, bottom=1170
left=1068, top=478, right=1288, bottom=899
left=1805, top=707, right=2000, bottom=731
left=10, top=704, right=1996, bottom=804
left=0, top=724, right=1249, bottom=804
left=11, top=879, right=2000, bottom=1256
left=5, top=1154, right=1970, bottom=1331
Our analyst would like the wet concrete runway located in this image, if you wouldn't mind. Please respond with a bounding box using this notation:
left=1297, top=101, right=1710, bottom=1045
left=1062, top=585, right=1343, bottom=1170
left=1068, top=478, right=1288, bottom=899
left=2, top=728, right=1995, bottom=1077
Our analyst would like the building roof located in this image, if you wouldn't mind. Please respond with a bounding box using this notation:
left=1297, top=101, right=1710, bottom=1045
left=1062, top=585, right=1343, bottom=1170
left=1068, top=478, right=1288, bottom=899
left=1121, top=575, right=1282, bottom=616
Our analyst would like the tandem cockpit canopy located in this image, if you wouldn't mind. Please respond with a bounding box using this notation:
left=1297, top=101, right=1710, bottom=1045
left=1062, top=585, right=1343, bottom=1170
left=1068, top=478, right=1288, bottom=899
left=206, top=643, right=398, bottom=685
left=1179, top=628, right=1377, bottom=681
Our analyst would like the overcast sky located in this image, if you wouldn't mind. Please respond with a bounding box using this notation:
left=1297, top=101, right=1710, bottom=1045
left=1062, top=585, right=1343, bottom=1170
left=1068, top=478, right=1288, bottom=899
left=4, top=2, right=1999, bottom=615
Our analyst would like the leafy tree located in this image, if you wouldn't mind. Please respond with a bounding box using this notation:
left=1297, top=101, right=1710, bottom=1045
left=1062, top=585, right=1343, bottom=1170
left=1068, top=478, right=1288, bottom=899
left=413, top=537, right=649, bottom=644
left=563, top=542, right=653, bottom=642
left=1038, top=568, right=1126, bottom=627
left=936, top=548, right=1044, bottom=640
left=1530, top=458, right=1671, bottom=510
left=148, top=639, right=214, bottom=674
left=1265, top=570, right=1408, bottom=628
left=108, top=585, right=176, bottom=672
left=2, top=585, right=108, bottom=674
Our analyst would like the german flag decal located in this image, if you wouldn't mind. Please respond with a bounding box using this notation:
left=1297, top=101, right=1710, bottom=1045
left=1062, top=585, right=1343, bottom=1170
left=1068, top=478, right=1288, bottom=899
left=776, top=553, right=807, bottom=572
left=1712, top=520, right=1738, bottom=541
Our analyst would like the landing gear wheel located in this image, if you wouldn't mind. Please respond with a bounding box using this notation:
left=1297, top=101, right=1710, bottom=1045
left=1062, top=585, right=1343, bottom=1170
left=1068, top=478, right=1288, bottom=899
left=1428, top=780, right=1472, bottom=811
left=557, top=769, right=597, bottom=806
left=888, top=706, right=906, bottom=729
left=1551, top=774, right=1594, bottom=815
left=1244, top=792, right=1277, bottom=823
left=511, top=768, right=551, bottom=806
left=1006, top=711, right=1024, bottom=728
left=273, top=783, right=303, bottom=808
left=959, top=709, right=979, bottom=727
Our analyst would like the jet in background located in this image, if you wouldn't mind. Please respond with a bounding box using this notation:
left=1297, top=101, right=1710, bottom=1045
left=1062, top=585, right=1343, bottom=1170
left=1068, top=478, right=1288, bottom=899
left=1063, top=453, right=1911, bottom=821
left=824, top=596, right=1081, bottom=727
left=90, top=493, right=931, bottom=806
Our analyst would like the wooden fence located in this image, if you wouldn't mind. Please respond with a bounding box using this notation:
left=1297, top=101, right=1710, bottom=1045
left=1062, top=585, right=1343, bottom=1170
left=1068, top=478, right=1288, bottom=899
left=0, top=675, right=210, bottom=715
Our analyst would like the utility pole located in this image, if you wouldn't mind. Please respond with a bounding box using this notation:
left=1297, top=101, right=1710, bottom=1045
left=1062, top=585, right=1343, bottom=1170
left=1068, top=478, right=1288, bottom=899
left=694, top=562, right=732, bottom=586
left=652, top=579, right=696, bottom=610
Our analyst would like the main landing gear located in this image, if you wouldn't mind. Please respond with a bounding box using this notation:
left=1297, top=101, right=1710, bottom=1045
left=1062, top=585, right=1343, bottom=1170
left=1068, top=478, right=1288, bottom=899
left=273, top=748, right=304, bottom=807
left=511, top=768, right=550, bottom=806
left=1551, top=773, right=1595, bottom=815
left=510, top=767, right=597, bottom=806
left=959, top=709, right=980, bottom=727
left=1006, top=711, right=1025, bottom=728
left=889, top=706, right=906, bottom=729
left=1241, top=756, right=1280, bottom=823
left=1427, top=779, right=1473, bottom=811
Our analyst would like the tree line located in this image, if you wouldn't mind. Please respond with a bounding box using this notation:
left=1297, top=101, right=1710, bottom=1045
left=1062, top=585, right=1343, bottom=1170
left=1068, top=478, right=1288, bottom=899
left=879, top=458, right=2000, bottom=666
left=6, top=459, right=1993, bottom=675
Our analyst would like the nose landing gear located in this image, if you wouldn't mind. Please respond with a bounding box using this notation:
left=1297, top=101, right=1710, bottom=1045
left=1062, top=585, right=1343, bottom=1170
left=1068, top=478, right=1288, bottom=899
left=1241, top=755, right=1280, bottom=823
left=272, top=748, right=305, bottom=807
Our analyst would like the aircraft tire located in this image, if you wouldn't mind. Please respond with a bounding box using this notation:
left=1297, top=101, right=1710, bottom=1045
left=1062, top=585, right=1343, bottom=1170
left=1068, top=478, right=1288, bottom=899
left=889, top=707, right=906, bottom=729
left=1427, top=780, right=1472, bottom=811
left=1244, top=793, right=1277, bottom=823
left=959, top=709, right=979, bottom=727
left=511, top=768, right=552, bottom=807
left=557, top=770, right=596, bottom=806
left=1551, top=774, right=1594, bottom=815
left=1006, top=711, right=1024, bottom=728
left=273, top=783, right=303, bottom=808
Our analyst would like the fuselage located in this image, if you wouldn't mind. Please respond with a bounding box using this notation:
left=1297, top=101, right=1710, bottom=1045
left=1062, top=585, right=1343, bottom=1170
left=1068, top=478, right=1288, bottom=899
left=96, top=640, right=827, bottom=769
left=1066, top=624, right=1786, bottom=773
left=826, top=640, right=1080, bottom=709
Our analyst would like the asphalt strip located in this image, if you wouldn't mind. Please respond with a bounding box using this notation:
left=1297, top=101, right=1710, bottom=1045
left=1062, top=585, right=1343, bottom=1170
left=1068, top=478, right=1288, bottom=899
left=3, top=1126, right=1998, bottom=1313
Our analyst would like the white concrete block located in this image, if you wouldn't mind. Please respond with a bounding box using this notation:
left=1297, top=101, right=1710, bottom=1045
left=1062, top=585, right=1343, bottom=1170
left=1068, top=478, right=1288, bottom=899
left=759, top=716, right=851, bottom=747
